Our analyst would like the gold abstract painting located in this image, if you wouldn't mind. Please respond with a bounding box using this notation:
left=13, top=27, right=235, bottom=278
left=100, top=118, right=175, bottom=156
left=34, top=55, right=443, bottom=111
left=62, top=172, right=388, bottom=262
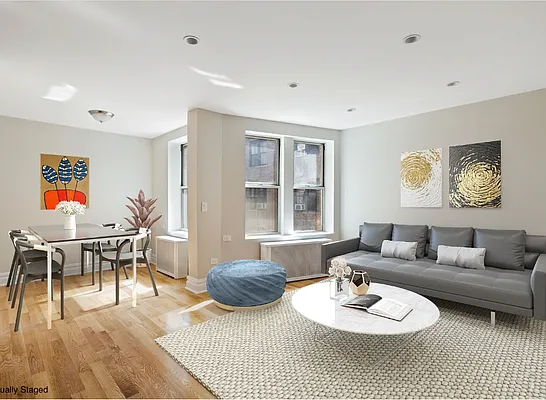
left=40, top=153, right=89, bottom=210
left=400, top=148, right=442, bottom=207
left=449, top=140, right=501, bottom=208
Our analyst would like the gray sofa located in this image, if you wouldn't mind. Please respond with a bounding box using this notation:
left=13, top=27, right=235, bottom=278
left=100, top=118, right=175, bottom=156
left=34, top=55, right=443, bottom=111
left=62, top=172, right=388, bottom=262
left=322, top=223, right=546, bottom=320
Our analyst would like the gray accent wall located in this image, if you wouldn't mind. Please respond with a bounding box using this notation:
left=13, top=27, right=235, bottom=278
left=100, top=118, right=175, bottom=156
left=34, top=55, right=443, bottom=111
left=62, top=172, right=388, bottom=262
left=340, top=89, right=546, bottom=238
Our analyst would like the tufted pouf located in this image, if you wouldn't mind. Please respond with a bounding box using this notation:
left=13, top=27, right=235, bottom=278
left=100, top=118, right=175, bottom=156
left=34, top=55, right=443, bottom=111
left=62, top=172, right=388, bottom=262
left=206, top=260, right=287, bottom=311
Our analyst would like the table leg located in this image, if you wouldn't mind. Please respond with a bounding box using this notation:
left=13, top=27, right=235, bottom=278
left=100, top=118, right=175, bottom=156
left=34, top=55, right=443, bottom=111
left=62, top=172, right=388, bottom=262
left=132, top=237, right=137, bottom=307
left=47, top=244, right=52, bottom=330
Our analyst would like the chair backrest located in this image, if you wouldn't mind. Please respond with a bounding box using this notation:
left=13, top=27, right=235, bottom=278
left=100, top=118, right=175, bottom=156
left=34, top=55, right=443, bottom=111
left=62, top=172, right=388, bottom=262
left=12, top=238, right=35, bottom=272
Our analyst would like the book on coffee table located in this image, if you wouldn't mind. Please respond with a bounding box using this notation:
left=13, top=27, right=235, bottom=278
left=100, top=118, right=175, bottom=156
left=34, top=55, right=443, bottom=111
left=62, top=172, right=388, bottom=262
left=340, top=294, right=413, bottom=321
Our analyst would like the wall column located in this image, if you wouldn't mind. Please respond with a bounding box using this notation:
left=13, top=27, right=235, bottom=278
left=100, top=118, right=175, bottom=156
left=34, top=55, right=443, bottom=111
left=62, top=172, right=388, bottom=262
left=186, top=109, right=223, bottom=293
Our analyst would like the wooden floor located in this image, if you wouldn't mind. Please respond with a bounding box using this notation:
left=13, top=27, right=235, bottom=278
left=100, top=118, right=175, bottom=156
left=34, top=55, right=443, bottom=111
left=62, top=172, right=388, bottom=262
left=0, top=266, right=320, bottom=399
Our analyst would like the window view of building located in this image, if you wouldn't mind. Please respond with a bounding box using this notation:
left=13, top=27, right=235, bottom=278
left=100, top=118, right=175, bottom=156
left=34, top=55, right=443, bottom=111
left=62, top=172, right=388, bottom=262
left=293, top=142, right=324, bottom=231
left=245, top=137, right=280, bottom=234
left=180, top=143, right=188, bottom=230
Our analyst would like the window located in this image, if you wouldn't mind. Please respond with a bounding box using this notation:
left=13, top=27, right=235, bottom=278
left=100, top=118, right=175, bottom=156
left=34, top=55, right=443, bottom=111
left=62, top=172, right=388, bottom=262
left=180, top=144, right=188, bottom=230
left=245, top=137, right=280, bottom=234
left=293, top=142, right=324, bottom=231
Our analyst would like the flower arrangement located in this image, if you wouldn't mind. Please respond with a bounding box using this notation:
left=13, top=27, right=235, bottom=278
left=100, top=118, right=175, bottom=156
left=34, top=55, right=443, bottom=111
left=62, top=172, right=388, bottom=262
left=55, top=200, right=86, bottom=216
left=329, top=258, right=352, bottom=281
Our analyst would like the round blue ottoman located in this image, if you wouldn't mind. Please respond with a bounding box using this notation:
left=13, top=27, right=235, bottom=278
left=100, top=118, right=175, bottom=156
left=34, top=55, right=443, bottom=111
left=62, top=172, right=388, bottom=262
left=206, top=260, right=287, bottom=310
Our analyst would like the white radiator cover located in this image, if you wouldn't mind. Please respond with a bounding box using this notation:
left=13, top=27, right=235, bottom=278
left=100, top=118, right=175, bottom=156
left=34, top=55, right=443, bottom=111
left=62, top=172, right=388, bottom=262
left=156, top=235, right=188, bottom=279
left=260, top=238, right=330, bottom=282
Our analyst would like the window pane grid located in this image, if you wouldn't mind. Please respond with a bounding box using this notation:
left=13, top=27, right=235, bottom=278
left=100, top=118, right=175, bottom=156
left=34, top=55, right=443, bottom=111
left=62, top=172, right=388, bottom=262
left=245, top=136, right=280, bottom=235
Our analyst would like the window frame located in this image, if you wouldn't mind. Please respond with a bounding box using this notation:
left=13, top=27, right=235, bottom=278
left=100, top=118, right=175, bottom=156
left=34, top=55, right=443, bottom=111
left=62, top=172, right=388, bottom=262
left=293, top=141, right=325, bottom=232
left=180, top=143, right=188, bottom=231
left=244, top=135, right=281, bottom=235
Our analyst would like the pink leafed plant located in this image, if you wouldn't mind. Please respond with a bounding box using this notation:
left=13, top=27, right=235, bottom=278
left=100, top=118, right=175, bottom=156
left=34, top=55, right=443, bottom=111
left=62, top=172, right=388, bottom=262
left=125, top=190, right=162, bottom=229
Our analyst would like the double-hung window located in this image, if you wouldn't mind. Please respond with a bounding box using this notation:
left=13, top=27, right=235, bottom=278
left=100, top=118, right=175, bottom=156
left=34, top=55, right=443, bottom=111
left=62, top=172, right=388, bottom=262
left=293, top=142, right=324, bottom=231
left=180, top=144, right=188, bottom=230
left=245, top=136, right=280, bottom=234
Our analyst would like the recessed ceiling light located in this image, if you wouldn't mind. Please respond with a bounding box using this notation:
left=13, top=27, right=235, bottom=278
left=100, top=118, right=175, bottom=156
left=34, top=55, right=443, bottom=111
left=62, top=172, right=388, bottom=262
left=347, top=108, right=356, bottom=112
left=403, top=34, right=421, bottom=44
left=183, top=35, right=200, bottom=46
left=42, top=84, right=77, bottom=102
left=88, top=110, right=114, bottom=123
left=288, top=82, right=299, bottom=89
left=447, top=80, right=460, bottom=87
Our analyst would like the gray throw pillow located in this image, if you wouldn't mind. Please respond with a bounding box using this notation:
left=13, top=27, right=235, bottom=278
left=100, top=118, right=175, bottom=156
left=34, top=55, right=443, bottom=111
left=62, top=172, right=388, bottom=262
left=359, top=223, right=393, bottom=252
left=392, top=224, right=428, bottom=258
left=428, top=226, right=474, bottom=260
left=473, top=229, right=526, bottom=271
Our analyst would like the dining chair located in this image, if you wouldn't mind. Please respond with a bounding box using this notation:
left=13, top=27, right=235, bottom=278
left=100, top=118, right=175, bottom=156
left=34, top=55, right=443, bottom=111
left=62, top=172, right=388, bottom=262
left=6, top=230, right=47, bottom=302
left=11, top=238, right=66, bottom=332
left=98, top=228, right=158, bottom=304
left=80, top=223, right=120, bottom=284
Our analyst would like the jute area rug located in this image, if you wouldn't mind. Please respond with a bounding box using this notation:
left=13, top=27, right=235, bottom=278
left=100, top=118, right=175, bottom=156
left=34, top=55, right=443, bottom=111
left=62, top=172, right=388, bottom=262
left=156, top=290, right=546, bottom=399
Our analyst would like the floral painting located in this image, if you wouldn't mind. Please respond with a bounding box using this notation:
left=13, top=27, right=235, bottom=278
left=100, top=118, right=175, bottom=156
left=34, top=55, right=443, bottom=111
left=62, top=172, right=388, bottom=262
left=40, top=153, right=89, bottom=210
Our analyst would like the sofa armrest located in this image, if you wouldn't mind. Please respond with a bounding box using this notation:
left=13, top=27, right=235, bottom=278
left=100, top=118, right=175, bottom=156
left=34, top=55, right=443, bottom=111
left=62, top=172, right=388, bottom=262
left=321, top=238, right=360, bottom=273
left=531, top=254, right=546, bottom=320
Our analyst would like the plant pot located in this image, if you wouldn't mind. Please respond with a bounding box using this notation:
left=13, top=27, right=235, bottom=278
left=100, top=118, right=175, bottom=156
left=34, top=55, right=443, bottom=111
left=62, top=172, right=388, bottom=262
left=64, top=215, right=76, bottom=230
left=350, top=270, right=371, bottom=296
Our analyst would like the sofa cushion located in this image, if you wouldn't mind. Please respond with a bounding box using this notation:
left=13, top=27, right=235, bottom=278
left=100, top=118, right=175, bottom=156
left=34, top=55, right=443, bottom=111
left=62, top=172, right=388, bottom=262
left=428, top=226, right=474, bottom=260
left=392, top=224, right=428, bottom=258
left=437, top=245, right=486, bottom=270
left=359, top=223, right=393, bottom=252
left=338, top=255, right=532, bottom=309
left=381, top=240, right=417, bottom=261
left=474, top=229, right=526, bottom=271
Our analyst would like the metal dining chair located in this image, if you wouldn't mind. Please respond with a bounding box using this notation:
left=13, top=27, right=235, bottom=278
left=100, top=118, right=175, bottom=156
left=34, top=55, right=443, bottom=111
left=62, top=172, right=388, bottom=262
left=98, top=228, right=158, bottom=304
left=80, top=223, right=121, bottom=284
left=7, top=230, right=47, bottom=302
left=11, top=238, right=66, bottom=332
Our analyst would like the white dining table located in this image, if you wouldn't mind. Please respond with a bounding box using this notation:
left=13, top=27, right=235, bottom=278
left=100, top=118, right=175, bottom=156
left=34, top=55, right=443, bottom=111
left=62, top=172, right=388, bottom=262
left=28, top=223, right=146, bottom=329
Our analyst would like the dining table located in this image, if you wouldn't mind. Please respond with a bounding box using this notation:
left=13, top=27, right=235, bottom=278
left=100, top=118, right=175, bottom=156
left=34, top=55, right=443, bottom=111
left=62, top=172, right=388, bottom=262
left=28, top=223, right=146, bottom=329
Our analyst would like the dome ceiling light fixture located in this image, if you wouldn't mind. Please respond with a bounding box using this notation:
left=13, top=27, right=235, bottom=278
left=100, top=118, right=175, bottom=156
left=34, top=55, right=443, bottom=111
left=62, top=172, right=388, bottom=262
left=347, top=108, right=356, bottom=112
left=403, top=34, right=421, bottom=44
left=447, top=80, right=461, bottom=87
left=183, top=35, right=200, bottom=46
left=88, top=109, right=115, bottom=123
left=288, top=82, right=299, bottom=88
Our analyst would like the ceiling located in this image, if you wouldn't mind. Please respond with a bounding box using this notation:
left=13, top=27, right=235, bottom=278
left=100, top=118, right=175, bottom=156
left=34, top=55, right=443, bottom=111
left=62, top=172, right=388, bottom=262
left=1, top=1, right=545, bottom=138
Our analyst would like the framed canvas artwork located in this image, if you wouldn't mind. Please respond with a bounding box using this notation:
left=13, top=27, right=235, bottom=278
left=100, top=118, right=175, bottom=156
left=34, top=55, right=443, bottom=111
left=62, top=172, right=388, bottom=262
left=449, top=140, right=501, bottom=208
left=40, top=153, right=89, bottom=210
left=400, top=148, right=442, bottom=208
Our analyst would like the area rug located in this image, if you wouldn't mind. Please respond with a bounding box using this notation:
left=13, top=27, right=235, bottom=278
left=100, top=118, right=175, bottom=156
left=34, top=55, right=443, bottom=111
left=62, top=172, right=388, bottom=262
left=156, top=289, right=546, bottom=399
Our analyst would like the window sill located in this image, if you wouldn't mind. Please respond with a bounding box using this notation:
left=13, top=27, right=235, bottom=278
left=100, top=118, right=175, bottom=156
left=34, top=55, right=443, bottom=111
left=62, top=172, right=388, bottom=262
left=168, top=230, right=188, bottom=240
left=245, top=231, right=335, bottom=242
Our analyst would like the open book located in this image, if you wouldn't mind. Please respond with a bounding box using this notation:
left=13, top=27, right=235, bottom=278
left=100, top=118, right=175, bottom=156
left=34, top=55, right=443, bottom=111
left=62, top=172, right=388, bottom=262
left=341, top=294, right=413, bottom=321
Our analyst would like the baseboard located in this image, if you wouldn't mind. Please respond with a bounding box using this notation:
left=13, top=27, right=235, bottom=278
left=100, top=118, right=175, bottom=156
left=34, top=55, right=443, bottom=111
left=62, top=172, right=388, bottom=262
left=185, top=276, right=207, bottom=294
left=287, top=273, right=329, bottom=282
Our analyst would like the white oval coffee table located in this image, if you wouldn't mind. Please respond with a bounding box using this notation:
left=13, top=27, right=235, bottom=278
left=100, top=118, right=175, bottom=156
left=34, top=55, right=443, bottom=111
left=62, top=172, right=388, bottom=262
left=292, top=281, right=440, bottom=335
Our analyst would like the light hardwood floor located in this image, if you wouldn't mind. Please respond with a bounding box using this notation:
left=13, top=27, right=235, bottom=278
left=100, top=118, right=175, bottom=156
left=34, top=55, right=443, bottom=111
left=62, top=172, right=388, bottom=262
left=0, top=265, right=321, bottom=399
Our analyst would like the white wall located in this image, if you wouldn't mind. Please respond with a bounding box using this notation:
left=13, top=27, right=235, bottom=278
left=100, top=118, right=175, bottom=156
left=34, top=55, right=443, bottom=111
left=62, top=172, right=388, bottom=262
left=0, top=115, right=152, bottom=277
left=340, top=89, right=546, bottom=239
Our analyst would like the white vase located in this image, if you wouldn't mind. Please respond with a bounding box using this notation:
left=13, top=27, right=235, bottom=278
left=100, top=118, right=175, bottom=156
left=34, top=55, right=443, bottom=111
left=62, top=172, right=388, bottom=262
left=64, top=215, right=76, bottom=230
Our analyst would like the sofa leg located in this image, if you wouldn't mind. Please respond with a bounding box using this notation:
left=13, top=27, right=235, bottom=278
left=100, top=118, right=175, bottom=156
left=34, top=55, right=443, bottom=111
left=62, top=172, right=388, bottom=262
left=490, top=311, right=496, bottom=326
